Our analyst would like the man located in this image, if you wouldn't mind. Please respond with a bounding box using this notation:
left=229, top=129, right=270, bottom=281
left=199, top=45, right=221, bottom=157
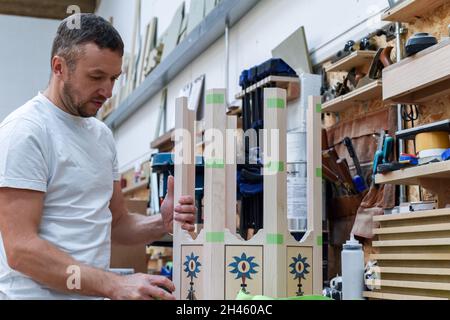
left=0, top=13, right=195, bottom=300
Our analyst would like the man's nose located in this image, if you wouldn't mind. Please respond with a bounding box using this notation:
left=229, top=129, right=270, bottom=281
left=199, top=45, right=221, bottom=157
left=99, top=81, right=113, bottom=99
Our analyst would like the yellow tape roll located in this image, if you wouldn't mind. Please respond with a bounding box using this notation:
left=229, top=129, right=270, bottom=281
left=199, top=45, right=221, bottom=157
left=416, top=131, right=450, bottom=153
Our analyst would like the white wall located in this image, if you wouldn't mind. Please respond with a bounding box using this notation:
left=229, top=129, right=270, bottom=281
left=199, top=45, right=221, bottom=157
left=0, top=14, right=60, bottom=121
left=96, top=0, right=390, bottom=171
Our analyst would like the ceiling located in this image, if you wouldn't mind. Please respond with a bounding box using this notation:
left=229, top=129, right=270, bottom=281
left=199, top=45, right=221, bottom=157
left=0, top=0, right=98, bottom=20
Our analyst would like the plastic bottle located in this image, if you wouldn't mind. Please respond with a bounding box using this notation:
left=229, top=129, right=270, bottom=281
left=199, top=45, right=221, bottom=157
left=341, top=234, right=364, bottom=300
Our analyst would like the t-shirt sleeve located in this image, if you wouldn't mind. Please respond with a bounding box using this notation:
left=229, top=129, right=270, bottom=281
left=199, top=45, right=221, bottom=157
left=0, top=119, right=49, bottom=192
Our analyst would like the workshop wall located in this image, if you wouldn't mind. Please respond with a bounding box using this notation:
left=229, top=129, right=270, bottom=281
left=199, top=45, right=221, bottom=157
left=95, top=0, right=390, bottom=171
left=0, top=14, right=60, bottom=122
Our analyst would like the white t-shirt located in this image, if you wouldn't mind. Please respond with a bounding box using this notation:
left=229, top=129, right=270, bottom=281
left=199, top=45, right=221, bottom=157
left=0, top=93, right=120, bottom=299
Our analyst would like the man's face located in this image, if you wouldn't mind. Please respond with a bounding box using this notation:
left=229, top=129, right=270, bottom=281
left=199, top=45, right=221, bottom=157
left=60, top=43, right=122, bottom=118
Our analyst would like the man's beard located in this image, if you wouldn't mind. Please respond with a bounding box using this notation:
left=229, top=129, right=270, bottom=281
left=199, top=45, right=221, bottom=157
left=62, top=80, right=97, bottom=118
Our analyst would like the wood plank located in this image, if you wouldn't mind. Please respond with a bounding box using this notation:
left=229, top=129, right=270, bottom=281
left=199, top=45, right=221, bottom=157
left=363, top=291, right=447, bottom=300
left=374, top=223, right=450, bottom=234
left=376, top=267, right=450, bottom=276
left=381, top=0, right=448, bottom=23
left=373, top=238, right=450, bottom=247
left=366, top=279, right=450, bottom=291
left=321, top=80, right=382, bottom=113
left=0, top=0, right=96, bottom=20
left=371, top=253, right=450, bottom=260
left=375, top=161, right=450, bottom=185
left=235, top=76, right=300, bottom=101
left=324, top=50, right=377, bottom=73
left=374, top=208, right=450, bottom=222
left=383, top=38, right=450, bottom=105
left=173, top=97, right=196, bottom=300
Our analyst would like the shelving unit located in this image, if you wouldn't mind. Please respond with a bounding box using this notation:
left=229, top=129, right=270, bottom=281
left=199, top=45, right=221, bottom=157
left=381, top=0, right=448, bottom=23
left=324, top=50, right=377, bottom=73
left=383, top=39, right=450, bottom=105
left=321, top=80, right=383, bottom=113
left=365, top=162, right=450, bottom=299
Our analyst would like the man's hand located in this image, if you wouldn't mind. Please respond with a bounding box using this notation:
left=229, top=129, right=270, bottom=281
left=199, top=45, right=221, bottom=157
left=110, top=274, right=176, bottom=300
left=160, top=176, right=196, bottom=234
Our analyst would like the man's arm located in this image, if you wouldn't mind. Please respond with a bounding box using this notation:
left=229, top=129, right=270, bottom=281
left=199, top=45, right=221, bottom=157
left=110, top=176, right=196, bottom=246
left=0, top=187, right=175, bottom=300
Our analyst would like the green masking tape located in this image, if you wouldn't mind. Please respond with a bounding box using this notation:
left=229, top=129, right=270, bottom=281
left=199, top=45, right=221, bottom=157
left=316, top=103, right=322, bottom=113
left=266, top=234, right=284, bottom=245
left=205, top=158, right=225, bottom=169
left=206, top=232, right=225, bottom=243
left=206, top=93, right=225, bottom=105
left=316, top=167, right=322, bottom=178
left=266, top=161, right=284, bottom=173
left=267, top=98, right=285, bottom=109
left=317, top=235, right=323, bottom=246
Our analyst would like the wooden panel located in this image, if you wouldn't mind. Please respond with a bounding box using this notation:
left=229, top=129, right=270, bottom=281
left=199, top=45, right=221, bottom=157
left=371, top=253, right=450, bottom=260
left=0, top=0, right=96, bottom=20
left=324, top=50, right=377, bottom=73
left=286, top=246, right=313, bottom=297
left=173, top=97, right=196, bottom=300
left=381, top=0, right=449, bottom=23
left=374, top=223, right=450, bottom=234
left=181, top=245, right=204, bottom=300
left=377, top=267, right=450, bottom=275
left=366, top=279, right=450, bottom=291
left=383, top=39, right=450, bottom=105
left=374, top=208, right=450, bottom=222
left=363, top=291, right=447, bottom=300
left=322, top=80, right=382, bottom=113
left=225, top=246, right=263, bottom=300
left=373, top=238, right=450, bottom=247
left=375, top=161, right=450, bottom=185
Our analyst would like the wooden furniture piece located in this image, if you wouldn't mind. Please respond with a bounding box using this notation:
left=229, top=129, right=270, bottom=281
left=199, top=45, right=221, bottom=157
left=172, top=89, right=323, bottom=300
left=364, top=161, right=450, bottom=300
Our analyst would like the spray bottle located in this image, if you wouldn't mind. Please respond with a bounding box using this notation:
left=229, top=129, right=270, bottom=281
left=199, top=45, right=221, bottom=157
left=341, top=234, right=364, bottom=300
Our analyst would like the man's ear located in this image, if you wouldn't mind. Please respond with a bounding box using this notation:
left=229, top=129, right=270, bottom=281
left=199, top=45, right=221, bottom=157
left=51, top=55, right=66, bottom=78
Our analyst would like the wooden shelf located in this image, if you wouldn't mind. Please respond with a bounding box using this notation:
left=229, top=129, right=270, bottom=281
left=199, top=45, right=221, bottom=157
left=381, top=0, right=448, bottom=23
left=376, top=267, right=450, bottom=276
left=363, top=291, right=447, bottom=300
left=371, top=253, right=450, bottom=261
left=374, top=208, right=450, bottom=222
left=375, top=161, right=450, bottom=185
left=374, top=222, right=450, bottom=234
left=324, top=50, right=377, bottom=73
left=235, top=76, right=300, bottom=102
left=373, top=238, right=450, bottom=247
left=383, top=39, right=450, bottom=105
left=122, top=179, right=149, bottom=195
left=366, top=279, right=450, bottom=291
left=321, top=80, right=382, bottom=113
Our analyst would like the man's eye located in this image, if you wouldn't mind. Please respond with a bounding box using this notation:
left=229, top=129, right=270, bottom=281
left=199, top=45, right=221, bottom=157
left=90, top=76, right=102, bottom=80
